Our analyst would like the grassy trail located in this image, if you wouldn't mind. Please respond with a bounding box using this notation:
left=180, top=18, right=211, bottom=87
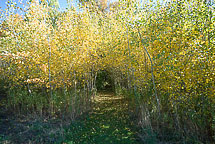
left=64, top=91, right=141, bottom=144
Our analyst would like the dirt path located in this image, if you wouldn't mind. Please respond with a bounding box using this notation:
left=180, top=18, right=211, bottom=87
left=64, top=91, right=141, bottom=144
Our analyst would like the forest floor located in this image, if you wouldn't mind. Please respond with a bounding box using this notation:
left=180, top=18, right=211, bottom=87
left=64, top=91, right=141, bottom=144
left=0, top=91, right=141, bottom=144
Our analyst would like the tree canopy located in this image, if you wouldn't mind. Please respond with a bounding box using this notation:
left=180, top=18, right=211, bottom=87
left=0, top=0, right=214, bottom=142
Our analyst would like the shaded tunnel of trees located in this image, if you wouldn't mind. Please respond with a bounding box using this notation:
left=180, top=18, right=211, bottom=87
left=0, top=0, right=214, bottom=143
left=96, top=70, right=114, bottom=91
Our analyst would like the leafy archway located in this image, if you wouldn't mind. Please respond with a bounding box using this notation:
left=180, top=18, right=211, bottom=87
left=0, top=0, right=214, bottom=143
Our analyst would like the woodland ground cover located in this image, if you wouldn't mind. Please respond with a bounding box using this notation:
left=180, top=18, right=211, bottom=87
left=0, top=91, right=141, bottom=143
left=0, top=0, right=215, bottom=143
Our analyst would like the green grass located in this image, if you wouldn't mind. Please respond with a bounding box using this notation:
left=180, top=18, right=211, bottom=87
left=64, top=91, right=140, bottom=144
left=0, top=91, right=141, bottom=143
